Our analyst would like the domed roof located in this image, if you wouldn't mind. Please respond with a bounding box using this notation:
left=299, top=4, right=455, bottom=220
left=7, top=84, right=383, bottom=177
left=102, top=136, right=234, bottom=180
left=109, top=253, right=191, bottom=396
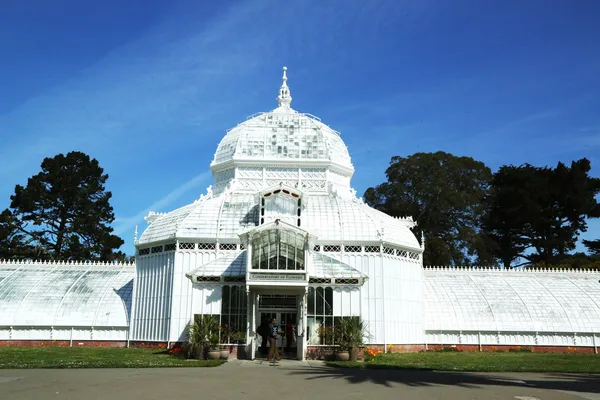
left=137, top=66, right=422, bottom=254
left=211, top=67, right=354, bottom=174
left=138, top=192, right=420, bottom=251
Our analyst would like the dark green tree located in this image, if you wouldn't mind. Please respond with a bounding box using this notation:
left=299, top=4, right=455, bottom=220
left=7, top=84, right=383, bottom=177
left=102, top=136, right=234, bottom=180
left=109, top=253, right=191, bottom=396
left=583, top=239, right=600, bottom=256
left=483, top=164, right=541, bottom=268
left=364, top=151, right=494, bottom=266
left=485, top=159, right=600, bottom=268
left=0, top=209, right=34, bottom=259
left=3, top=151, right=124, bottom=261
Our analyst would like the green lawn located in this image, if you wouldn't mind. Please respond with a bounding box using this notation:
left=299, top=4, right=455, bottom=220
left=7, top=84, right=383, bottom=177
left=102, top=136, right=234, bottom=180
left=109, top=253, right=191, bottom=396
left=326, top=352, right=600, bottom=373
left=0, top=347, right=225, bottom=369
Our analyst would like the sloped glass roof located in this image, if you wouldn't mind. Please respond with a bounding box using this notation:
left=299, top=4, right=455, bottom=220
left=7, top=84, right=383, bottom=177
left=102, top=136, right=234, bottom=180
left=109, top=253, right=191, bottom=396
left=186, top=250, right=366, bottom=282
left=138, top=193, right=421, bottom=250
left=311, top=252, right=368, bottom=280
left=424, top=269, right=600, bottom=333
left=187, top=251, right=246, bottom=279
left=0, top=261, right=134, bottom=327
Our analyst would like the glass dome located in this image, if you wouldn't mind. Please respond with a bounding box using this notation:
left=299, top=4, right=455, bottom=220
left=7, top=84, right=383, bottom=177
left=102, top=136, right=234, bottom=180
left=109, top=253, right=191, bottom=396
left=210, top=67, right=354, bottom=195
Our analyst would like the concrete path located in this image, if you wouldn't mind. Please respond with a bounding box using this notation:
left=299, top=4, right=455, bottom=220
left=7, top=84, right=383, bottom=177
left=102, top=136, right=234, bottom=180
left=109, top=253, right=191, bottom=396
left=1, top=359, right=598, bottom=400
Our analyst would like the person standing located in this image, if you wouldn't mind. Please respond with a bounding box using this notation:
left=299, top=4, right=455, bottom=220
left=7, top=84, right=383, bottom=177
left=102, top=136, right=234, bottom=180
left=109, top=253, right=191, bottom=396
left=267, top=317, right=280, bottom=361
left=258, top=318, right=269, bottom=356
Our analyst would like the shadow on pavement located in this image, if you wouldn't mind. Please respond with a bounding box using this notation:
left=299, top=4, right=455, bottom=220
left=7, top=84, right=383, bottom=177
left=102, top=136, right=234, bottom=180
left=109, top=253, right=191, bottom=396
left=287, top=365, right=600, bottom=393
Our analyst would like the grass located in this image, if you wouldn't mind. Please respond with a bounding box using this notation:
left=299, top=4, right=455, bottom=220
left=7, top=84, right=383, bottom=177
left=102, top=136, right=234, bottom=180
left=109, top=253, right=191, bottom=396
left=325, top=352, right=600, bottom=373
left=0, top=347, right=226, bottom=369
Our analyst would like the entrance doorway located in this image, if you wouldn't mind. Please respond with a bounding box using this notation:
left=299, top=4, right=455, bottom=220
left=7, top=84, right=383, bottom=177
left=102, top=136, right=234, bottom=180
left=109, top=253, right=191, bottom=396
left=259, top=311, right=297, bottom=352
left=257, top=295, right=298, bottom=358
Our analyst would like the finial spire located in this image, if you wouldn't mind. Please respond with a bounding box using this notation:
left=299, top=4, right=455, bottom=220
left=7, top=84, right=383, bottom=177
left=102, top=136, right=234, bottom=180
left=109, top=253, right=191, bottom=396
left=277, top=66, right=292, bottom=109
left=134, top=225, right=138, bottom=243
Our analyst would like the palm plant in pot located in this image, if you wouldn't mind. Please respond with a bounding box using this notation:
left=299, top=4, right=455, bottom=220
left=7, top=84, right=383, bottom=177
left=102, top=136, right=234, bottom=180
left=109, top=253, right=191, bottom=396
left=185, top=314, right=220, bottom=360
left=346, top=316, right=368, bottom=361
left=219, top=324, right=234, bottom=359
left=334, top=317, right=368, bottom=361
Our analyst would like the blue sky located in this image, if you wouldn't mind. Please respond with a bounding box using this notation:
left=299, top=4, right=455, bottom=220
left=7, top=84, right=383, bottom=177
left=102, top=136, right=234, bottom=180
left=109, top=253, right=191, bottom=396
left=1, top=0, right=599, bottom=256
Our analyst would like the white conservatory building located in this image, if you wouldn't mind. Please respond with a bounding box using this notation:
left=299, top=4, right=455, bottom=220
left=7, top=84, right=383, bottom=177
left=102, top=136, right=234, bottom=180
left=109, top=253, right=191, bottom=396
left=1, top=67, right=600, bottom=358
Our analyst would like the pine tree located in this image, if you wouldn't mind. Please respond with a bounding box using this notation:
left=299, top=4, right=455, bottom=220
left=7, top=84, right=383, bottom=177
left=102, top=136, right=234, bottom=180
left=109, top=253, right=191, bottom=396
left=3, top=151, right=124, bottom=261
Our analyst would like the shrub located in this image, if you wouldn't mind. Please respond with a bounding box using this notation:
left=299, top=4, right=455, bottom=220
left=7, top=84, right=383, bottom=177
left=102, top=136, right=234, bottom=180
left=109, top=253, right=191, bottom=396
left=437, top=346, right=462, bottom=352
left=509, top=347, right=532, bottom=352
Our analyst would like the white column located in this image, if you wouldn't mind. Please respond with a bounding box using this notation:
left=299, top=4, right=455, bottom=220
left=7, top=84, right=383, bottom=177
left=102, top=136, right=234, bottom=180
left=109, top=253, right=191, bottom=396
left=298, top=288, right=308, bottom=360
left=246, top=286, right=253, bottom=360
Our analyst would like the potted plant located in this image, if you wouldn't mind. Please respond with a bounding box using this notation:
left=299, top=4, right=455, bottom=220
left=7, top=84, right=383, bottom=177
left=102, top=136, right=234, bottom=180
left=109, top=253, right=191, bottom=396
left=207, top=333, right=221, bottom=360
left=219, top=324, right=233, bottom=359
left=346, top=316, right=368, bottom=361
left=185, top=314, right=220, bottom=360
left=333, top=320, right=350, bottom=361
left=334, top=317, right=368, bottom=361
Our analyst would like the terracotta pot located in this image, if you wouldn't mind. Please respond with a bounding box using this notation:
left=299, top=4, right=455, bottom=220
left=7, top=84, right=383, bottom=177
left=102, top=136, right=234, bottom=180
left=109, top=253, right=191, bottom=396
left=207, top=349, right=221, bottom=360
left=220, top=349, right=230, bottom=360
left=336, top=351, right=350, bottom=361
left=350, top=347, right=360, bottom=362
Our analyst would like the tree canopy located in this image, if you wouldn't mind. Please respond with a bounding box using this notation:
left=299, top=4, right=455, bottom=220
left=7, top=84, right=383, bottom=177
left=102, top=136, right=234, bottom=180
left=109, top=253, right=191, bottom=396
left=583, top=239, right=600, bottom=257
left=485, top=159, right=600, bottom=268
left=2, top=151, right=125, bottom=261
left=365, top=152, right=600, bottom=268
left=364, top=151, right=493, bottom=266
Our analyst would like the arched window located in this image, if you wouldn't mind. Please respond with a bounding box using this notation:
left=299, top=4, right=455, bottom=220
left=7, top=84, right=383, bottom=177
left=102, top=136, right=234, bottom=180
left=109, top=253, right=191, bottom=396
left=260, top=188, right=302, bottom=227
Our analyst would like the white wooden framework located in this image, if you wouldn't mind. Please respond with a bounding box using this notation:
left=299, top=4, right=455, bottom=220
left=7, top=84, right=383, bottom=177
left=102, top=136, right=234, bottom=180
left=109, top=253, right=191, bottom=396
left=2, top=68, right=599, bottom=355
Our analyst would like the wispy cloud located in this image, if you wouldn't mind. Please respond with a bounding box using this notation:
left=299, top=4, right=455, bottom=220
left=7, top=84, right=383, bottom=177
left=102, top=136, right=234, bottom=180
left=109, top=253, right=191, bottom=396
left=113, top=171, right=212, bottom=236
left=475, top=110, right=558, bottom=139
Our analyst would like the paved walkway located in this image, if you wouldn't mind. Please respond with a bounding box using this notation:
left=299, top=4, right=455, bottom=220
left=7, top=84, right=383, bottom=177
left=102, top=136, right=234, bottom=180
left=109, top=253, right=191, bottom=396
left=1, top=359, right=599, bottom=400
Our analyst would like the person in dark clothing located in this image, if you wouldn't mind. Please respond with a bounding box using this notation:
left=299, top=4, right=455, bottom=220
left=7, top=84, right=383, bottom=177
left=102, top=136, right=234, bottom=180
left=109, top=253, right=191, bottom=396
left=258, top=319, right=269, bottom=355
left=285, top=321, right=294, bottom=354
left=267, top=318, right=280, bottom=361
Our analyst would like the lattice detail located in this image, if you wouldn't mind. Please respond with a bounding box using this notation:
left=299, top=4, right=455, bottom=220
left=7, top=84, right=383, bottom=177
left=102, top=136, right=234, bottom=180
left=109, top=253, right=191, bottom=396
left=301, top=181, right=327, bottom=191
left=238, top=180, right=266, bottom=190
left=364, top=246, right=380, bottom=253
left=301, top=168, right=326, bottom=180
left=138, top=248, right=150, bottom=255
left=237, top=167, right=263, bottom=179
left=223, top=276, right=246, bottom=282
left=335, top=278, right=359, bottom=285
left=196, top=276, right=220, bottom=283
left=397, top=250, right=408, bottom=258
left=313, top=245, right=321, bottom=252
left=383, top=247, right=395, bottom=255
left=164, top=243, right=176, bottom=252
left=344, top=245, right=361, bottom=253
left=408, top=252, right=420, bottom=260
left=240, top=243, right=246, bottom=250
left=309, top=277, right=330, bottom=284
left=219, top=243, right=237, bottom=251
left=179, top=242, right=195, bottom=250
left=265, top=168, right=298, bottom=180
left=262, top=179, right=303, bottom=190
left=151, top=246, right=163, bottom=254
left=323, top=245, right=341, bottom=252
left=198, top=243, right=217, bottom=250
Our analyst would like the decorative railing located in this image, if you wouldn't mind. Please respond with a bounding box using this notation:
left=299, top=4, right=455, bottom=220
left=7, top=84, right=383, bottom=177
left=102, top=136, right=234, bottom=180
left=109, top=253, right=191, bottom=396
left=424, top=265, right=600, bottom=274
